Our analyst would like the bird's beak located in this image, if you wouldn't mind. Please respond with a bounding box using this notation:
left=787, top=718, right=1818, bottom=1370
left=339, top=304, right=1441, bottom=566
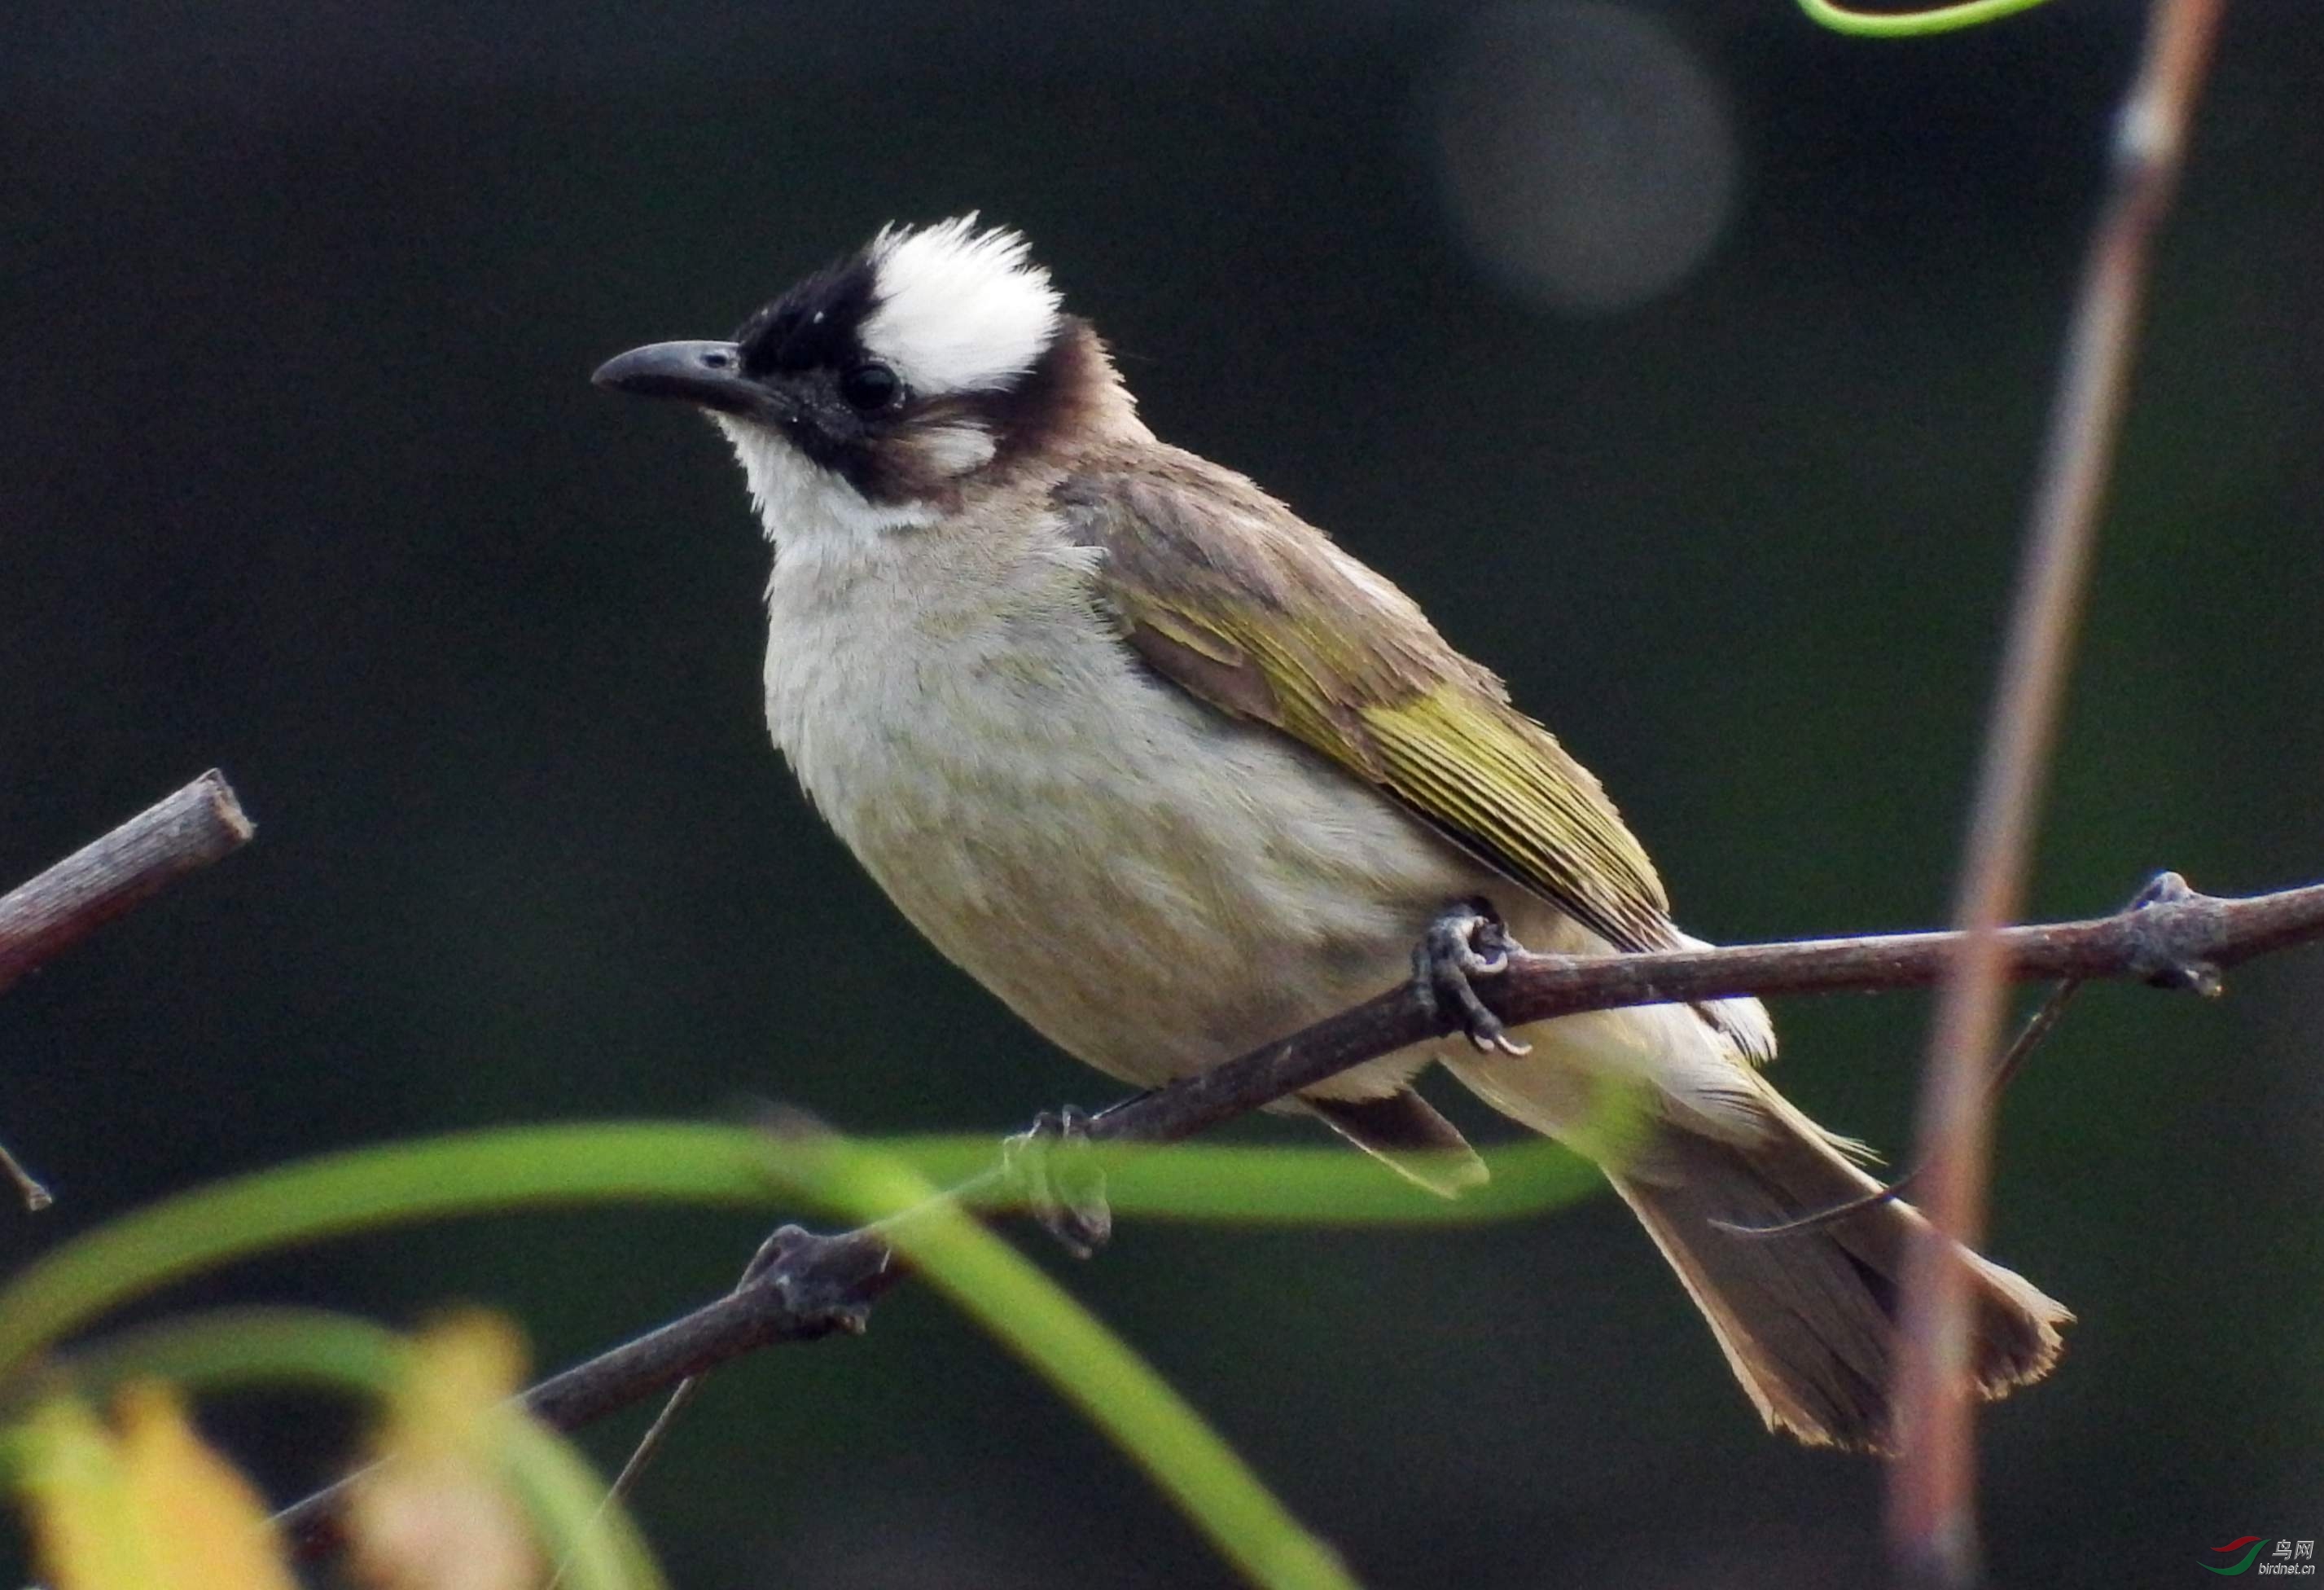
left=591, top=340, right=759, bottom=415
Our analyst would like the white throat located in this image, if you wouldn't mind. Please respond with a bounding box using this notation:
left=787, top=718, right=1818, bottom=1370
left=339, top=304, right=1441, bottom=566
left=713, top=417, right=936, bottom=553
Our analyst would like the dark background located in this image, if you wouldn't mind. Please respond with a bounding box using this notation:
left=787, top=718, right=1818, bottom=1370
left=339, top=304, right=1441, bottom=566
left=5, top=2, right=2320, bottom=1584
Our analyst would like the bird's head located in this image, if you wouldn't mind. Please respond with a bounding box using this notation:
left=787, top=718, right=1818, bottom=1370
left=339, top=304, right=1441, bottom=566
left=595, top=217, right=1135, bottom=534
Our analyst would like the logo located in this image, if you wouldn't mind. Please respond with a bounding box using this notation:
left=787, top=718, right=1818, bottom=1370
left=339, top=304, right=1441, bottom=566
left=2204, top=1539, right=2316, bottom=1577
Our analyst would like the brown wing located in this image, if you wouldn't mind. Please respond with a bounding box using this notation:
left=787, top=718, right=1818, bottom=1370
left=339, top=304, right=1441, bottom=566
left=1055, top=446, right=1680, bottom=955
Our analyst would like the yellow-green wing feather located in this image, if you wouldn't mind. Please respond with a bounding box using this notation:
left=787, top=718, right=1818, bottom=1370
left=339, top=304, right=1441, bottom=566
left=1057, top=449, right=1678, bottom=955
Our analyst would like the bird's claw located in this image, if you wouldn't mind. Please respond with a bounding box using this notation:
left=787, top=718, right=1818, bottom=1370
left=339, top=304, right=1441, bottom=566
left=1413, top=898, right=1532, bottom=1056
left=1002, top=1105, right=1112, bottom=1258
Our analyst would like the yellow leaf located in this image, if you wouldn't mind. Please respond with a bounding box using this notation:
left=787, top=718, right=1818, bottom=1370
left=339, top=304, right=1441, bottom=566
left=116, top=1383, right=298, bottom=1590
left=18, top=1387, right=295, bottom=1590
left=349, top=1313, right=539, bottom=1590
left=20, top=1398, right=153, bottom=1590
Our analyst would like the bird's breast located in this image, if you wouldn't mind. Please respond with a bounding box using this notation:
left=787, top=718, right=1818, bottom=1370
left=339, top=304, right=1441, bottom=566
left=758, top=527, right=1478, bottom=1084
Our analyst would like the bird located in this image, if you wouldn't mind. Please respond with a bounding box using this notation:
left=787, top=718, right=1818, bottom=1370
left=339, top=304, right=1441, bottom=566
left=593, top=216, right=2068, bottom=1453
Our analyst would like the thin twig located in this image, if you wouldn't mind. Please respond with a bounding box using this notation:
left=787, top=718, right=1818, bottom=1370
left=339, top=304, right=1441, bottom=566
left=545, top=1228, right=798, bottom=1589
left=0, top=1143, right=52, bottom=1212
left=1, top=771, right=257, bottom=1212
left=0, top=771, right=256, bottom=998
left=1715, top=977, right=2084, bottom=1241
left=276, top=870, right=2323, bottom=1555
left=1886, top=5, right=2225, bottom=1585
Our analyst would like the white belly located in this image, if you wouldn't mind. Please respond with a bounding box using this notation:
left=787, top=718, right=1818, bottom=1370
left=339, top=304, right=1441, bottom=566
left=730, top=419, right=1767, bottom=1156
left=760, top=526, right=1500, bottom=1090
left=756, top=506, right=1766, bottom=1149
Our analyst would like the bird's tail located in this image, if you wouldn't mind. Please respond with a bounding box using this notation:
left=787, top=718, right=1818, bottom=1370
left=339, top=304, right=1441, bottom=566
left=1606, top=1091, right=2069, bottom=1452
left=1444, top=1005, right=2070, bottom=1452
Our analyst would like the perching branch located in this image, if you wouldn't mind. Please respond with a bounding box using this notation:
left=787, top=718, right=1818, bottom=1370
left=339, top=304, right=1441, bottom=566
left=0, top=771, right=256, bottom=999
left=1, top=771, right=256, bottom=1210
left=1885, top=3, right=2225, bottom=1584
left=279, top=870, right=2324, bottom=1552
left=0, top=1146, right=49, bottom=1214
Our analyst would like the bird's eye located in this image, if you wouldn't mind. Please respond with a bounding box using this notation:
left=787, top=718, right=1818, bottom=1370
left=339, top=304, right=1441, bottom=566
left=838, top=362, right=902, bottom=412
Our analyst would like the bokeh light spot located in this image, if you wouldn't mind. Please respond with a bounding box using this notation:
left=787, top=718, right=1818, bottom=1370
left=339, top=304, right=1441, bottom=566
left=1428, top=1, right=1743, bottom=314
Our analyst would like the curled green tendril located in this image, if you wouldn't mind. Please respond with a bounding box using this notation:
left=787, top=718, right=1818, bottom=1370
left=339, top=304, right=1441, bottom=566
left=1797, top=0, right=2054, bottom=37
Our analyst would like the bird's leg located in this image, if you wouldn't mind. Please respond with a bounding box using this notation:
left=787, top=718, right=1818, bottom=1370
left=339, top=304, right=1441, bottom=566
left=1413, top=896, right=1533, bottom=1056
left=1002, top=1105, right=1112, bottom=1258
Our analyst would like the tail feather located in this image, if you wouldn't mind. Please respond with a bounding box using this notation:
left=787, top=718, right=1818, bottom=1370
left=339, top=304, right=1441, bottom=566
left=1300, top=1088, right=1489, bottom=1197
left=1441, top=1000, right=2069, bottom=1453
left=1609, top=1091, right=2069, bottom=1453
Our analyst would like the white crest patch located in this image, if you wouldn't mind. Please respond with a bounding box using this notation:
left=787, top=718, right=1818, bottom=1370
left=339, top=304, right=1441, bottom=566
left=859, top=217, right=1063, bottom=398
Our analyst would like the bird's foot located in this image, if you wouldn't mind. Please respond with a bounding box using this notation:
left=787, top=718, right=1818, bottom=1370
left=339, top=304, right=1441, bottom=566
left=1002, top=1105, right=1112, bottom=1258
left=1413, top=897, right=1532, bottom=1056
